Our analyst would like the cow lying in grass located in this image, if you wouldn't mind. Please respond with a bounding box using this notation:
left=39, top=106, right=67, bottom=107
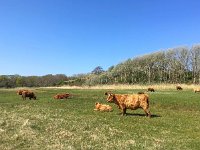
left=194, top=88, right=200, bottom=93
left=176, top=86, right=183, bottom=90
left=147, top=87, right=155, bottom=92
left=105, top=92, right=151, bottom=117
left=94, top=102, right=113, bottom=112
left=22, top=91, right=36, bottom=100
left=53, top=93, right=71, bottom=99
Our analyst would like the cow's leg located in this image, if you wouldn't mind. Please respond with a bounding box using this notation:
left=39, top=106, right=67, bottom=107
left=143, top=108, right=151, bottom=118
left=119, top=104, right=124, bottom=115
left=22, top=95, right=25, bottom=100
left=120, top=105, right=126, bottom=116
left=147, top=110, right=151, bottom=118
left=122, top=108, right=127, bottom=116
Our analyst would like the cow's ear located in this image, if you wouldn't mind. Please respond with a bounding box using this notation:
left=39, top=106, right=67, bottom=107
left=105, top=92, right=108, bottom=95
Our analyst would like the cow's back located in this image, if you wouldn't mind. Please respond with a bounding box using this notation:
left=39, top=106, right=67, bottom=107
left=123, top=94, right=140, bottom=109
left=119, top=94, right=149, bottom=109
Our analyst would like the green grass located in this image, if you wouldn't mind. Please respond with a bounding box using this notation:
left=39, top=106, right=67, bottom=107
left=0, top=88, right=200, bottom=150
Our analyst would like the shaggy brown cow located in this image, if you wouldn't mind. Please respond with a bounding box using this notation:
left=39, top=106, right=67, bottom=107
left=176, top=86, right=183, bottom=90
left=94, top=102, right=112, bottom=112
left=105, top=92, right=151, bottom=117
left=194, top=88, right=200, bottom=93
left=22, top=91, right=36, bottom=100
left=147, top=88, right=155, bottom=92
left=17, top=89, right=29, bottom=95
left=53, top=93, right=71, bottom=99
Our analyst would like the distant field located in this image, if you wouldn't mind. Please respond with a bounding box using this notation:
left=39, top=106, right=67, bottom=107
left=0, top=88, right=200, bottom=150
left=43, top=84, right=200, bottom=90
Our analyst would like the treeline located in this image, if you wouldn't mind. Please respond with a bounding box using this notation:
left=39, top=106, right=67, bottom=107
left=1, top=44, right=200, bottom=88
left=83, top=44, right=200, bottom=85
left=0, top=74, right=68, bottom=88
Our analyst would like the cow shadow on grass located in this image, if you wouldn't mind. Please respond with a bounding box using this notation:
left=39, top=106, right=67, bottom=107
left=117, top=113, right=161, bottom=118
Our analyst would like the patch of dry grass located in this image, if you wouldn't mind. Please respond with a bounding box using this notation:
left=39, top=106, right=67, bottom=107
left=42, top=84, right=200, bottom=91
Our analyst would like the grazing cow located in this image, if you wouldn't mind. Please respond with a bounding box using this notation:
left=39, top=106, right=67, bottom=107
left=53, top=93, right=71, bottom=99
left=194, top=88, right=200, bottom=93
left=105, top=92, right=151, bottom=117
left=94, top=102, right=113, bottom=112
left=17, top=89, right=29, bottom=95
left=176, top=86, right=183, bottom=90
left=147, top=88, right=155, bottom=92
left=22, top=91, right=36, bottom=100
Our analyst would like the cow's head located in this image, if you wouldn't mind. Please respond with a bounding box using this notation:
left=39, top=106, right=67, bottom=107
left=105, top=92, right=115, bottom=102
left=95, top=102, right=101, bottom=109
left=17, top=90, right=23, bottom=95
left=53, top=95, right=58, bottom=99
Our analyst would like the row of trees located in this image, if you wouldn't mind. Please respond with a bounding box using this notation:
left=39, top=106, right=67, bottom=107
left=84, top=44, right=200, bottom=85
left=0, top=74, right=68, bottom=88
left=1, top=44, right=200, bottom=87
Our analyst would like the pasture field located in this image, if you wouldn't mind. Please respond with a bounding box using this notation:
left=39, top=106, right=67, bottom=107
left=0, top=88, right=200, bottom=150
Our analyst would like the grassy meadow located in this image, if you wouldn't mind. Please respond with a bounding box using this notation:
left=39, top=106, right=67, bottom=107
left=0, top=86, right=200, bottom=150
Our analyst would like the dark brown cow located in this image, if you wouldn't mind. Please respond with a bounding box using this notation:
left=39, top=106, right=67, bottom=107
left=147, top=87, right=155, bottom=92
left=53, top=93, right=71, bottom=99
left=176, top=86, right=183, bottom=90
left=22, top=91, right=36, bottom=100
left=105, top=92, right=151, bottom=117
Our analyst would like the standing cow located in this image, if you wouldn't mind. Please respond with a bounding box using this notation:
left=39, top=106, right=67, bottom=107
left=22, top=91, right=36, bottom=100
left=105, top=92, right=151, bottom=117
left=147, top=87, right=155, bottom=92
left=176, top=86, right=183, bottom=90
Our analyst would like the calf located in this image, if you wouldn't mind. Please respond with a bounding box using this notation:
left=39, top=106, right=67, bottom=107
left=94, top=102, right=112, bottom=112
left=194, top=88, right=200, bottom=93
left=105, top=92, right=151, bottom=117
left=53, top=93, right=70, bottom=99
left=176, top=86, right=183, bottom=90
left=147, top=88, right=155, bottom=92
left=22, top=91, right=36, bottom=100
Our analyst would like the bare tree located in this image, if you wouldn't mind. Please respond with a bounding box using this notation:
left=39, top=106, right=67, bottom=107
left=191, top=45, right=200, bottom=84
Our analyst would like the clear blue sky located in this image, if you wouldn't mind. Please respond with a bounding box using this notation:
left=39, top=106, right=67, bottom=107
left=0, top=0, right=200, bottom=76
